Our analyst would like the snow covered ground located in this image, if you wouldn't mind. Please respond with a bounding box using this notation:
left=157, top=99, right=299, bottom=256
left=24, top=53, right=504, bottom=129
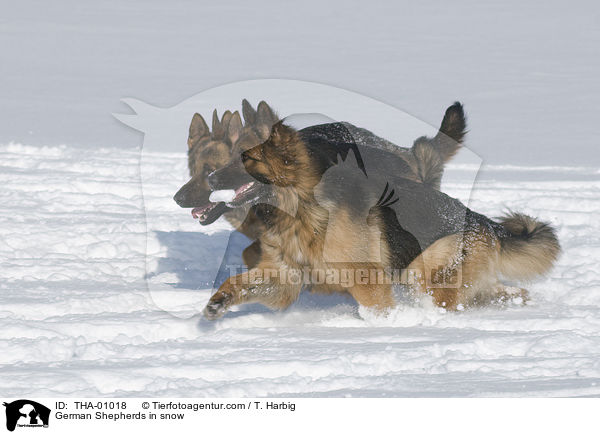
left=1, top=142, right=599, bottom=397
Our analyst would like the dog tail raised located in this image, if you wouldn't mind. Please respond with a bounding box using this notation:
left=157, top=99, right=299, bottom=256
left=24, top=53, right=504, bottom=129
left=496, top=212, right=560, bottom=281
left=430, top=101, right=467, bottom=163
left=411, top=102, right=467, bottom=189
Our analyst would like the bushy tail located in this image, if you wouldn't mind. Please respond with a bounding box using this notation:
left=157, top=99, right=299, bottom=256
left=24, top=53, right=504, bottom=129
left=497, top=212, right=560, bottom=281
left=412, top=102, right=467, bottom=189
left=430, top=101, right=467, bottom=163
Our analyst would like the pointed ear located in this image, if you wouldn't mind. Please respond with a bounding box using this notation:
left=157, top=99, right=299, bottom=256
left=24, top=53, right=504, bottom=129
left=214, top=110, right=231, bottom=139
left=220, top=111, right=233, bottom=134
left=242, top=99, right=257, bottom=125
left=213, top=109, right=226, bottom=139
left=271, top=120, right=284, bottom=136
left=212, top=109, right=221, bottom=134
left=188, top=113, right=209, bottom=148
left=270, top=120, right=295, bottom=142
left=227, top=111, right=243, bottom=145
left=257, top=101, right=277, bottom=126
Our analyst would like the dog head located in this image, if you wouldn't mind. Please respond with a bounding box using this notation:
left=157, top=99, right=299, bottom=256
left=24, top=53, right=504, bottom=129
left=174, top=100, right=279, bottom=225
left=174, top=111, right=241, bottom=224
left=240, top=121, right=310, bottom=188
left=187, top=110, right=241, bottom=177
left=207, top=121, right=319, bottom=212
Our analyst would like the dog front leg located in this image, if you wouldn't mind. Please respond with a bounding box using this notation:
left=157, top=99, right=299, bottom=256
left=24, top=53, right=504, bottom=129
left=242, top=240, right=262, bottom=268
left=203, top=265, right=302, bottom=320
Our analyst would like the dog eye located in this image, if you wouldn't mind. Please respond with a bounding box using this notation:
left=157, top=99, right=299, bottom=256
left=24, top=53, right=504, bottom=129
left=241, top=152, right=260, bottom=163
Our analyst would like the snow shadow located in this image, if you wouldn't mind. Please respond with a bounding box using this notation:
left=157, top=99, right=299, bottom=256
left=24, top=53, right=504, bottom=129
left=151, top=228, right=357, bottom=319
left=149, top=229, right=250, bottom=289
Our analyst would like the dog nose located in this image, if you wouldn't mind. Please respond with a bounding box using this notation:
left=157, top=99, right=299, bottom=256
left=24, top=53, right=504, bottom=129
left=173, top=188, right=186, bottom=207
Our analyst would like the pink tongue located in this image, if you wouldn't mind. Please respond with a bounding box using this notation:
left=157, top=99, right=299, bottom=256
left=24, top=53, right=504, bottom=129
left=192, top=203, right=217, bottom=219
left=235, top=182, right=254, bottom=197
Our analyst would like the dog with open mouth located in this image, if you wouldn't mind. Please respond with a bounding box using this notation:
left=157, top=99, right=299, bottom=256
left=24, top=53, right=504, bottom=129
left=174, top=101, right=468, bottom=269
left=173, top=100, right=279, bottom=266
left=201, top=120, right=560, bottom=320
left=176, top=100, right=277, bottom=224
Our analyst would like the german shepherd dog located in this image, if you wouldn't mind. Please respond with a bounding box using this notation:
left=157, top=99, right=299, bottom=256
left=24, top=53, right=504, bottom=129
left=203, top=121, right=560, bottom=320
left=174, top=101, right=468, bottom=268
left=181, top=101, right=277, bottom=226
left=174, top=101, right=278, bottom=266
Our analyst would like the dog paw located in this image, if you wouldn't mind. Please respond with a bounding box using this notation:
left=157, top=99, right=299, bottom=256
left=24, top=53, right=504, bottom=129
left=203, top=293, right=232, bottom=320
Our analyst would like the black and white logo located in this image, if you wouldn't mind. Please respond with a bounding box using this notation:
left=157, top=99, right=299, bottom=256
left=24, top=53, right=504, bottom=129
left=3, top=400, right=50, bottom=432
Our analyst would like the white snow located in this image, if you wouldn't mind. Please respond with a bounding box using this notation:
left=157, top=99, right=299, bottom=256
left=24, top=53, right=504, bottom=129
left=1, top=142, right=599, bottom=397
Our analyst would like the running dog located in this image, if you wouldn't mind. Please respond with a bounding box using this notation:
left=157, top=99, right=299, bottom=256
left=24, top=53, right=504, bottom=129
left=202, top=121, right=560, bottom=319
left=174, top=101, right=468, bottom=268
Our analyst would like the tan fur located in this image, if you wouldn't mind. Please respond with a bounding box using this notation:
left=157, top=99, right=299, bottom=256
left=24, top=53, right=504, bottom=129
left=187, top=111, right=234, bottom=177
left=220, top=105, right=279, bottom=231
left=406, top=101, right=467, bottom=188
left=182, top=101, right=280, bottom=237
left=497, top=212, right=561, bottom=281
left=212, top=262, right=303, bottom=311
left=203, top=122, right=558, bottom=320
left=346, top=276, right=396, bottom=310
left=405, top=228, right=535, bottom=310
left=183, top=102, right=466, bottom=275
left=204, top=123, right=398, bottom=318
left=187, top=101, right=464, bottom=211
left=322, top=208, right=386, bottom=264
left=410, top=139, right=445, bottom=190
left=186, top=104, right=559, bottom=320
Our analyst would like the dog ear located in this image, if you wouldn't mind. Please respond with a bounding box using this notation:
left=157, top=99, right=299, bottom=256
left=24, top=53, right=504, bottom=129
left=212, top=109, right=231, bottom=139
left=257, top=101, right=277, bottom=126
left=214, top=110, right=232, bottom=140
left=269, top=120, right=284, bottom=139
left=219, top=111, right=233, bottom=138
left=188, top=113, right=209, bottom=149
left=227, top=111, right=243, bottom=145
left=242, top=99, right=257, bottom=125
left=212, top=109, right=221, bottom=137
left=269, top=120, right=296, bottom=144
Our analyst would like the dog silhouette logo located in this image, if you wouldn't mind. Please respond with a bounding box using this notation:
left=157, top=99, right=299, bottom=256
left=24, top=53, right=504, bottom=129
left=3, top=400, right=50, bottom=432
